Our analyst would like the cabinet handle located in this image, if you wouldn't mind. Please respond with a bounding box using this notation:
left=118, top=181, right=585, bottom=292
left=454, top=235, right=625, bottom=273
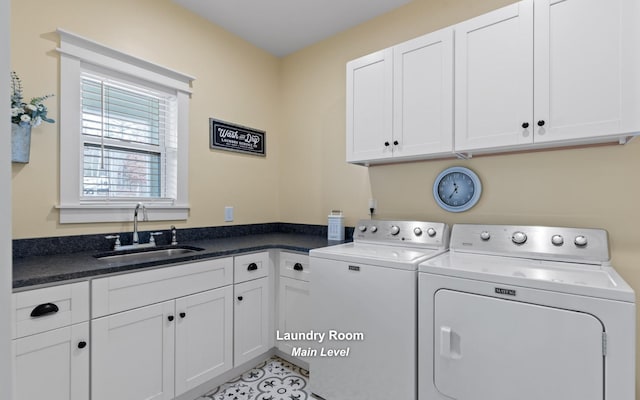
left=537, top=120, right=546, bottom=127
left=179, top=312, right=186, bottom=318
left=393, top=140, right=399, bottom=146
left=247, top=263, right=258, bottom=271
left=237, top=296, right=243, bottom=301
left=293, top=263, right=304, bottom=271
left=77, top=341, right=87, bottom=349
left=522, top=122, right=529, bottom=129
left=384, top=141, right=390, bottom=147
left=30, top=303, right=59, bottom=318
left=167, top=315, right=174, bottom=322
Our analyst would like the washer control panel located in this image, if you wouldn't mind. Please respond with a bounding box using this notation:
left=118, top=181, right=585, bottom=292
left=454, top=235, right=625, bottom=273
left=354, top=219, right=449, bottom=248
left=450, top=224, right=610, bottom=264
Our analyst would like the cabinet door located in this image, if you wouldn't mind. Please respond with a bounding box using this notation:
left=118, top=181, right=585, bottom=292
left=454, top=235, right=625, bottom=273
left=175, top=286, right=233, bottom=396
left=277, top=277, right=310, bottom=355
left=393, top=28, right=454, bottom=158
left=92, top=301, right=175, bottom=400
left=234, top=277, right=270, bottom=366
left=533, top=0, right=640, bottom=143
left=454, top=0, right=534, bottom=153
left=13, top=322, right=89, bottom=400
left=346, top=48, right=393, bottom=163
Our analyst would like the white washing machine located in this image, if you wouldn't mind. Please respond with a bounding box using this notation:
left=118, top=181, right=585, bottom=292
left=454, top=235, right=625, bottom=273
left=310, top=219, right=450, bottom=400
left=418, top=224, right=635, bottom=400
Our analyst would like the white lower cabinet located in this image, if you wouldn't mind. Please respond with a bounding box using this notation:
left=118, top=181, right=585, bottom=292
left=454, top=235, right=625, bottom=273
left=92, top=286, right=233, bottom=400
left=277, top=277, right=310, bottom=355
left=175, top=287, right=233, bottom=394
left=14, top=251, right=285, bottom=400
left=13, top=322, right=89, bottom=400
left=92, top=301, right=175, bottom=400
left=12, top=281, right=90, bottom=400
left=234, top=277, right=270, bottom=365
left=233, top=251, right=273, bottom=366
left=90, top=258, right=234, bottom=400
left=277, top=252, right=311, bottom=359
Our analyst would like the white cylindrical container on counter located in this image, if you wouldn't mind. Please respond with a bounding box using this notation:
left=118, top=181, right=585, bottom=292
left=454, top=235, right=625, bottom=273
left=327, top=210, right=344, bottom=240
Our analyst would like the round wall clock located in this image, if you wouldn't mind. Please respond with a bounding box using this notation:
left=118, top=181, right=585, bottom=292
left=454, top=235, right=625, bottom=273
left=433, top=166, right=482, bottom=212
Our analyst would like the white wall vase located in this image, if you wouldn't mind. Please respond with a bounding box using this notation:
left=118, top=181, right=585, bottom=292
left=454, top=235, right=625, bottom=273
left=11, top=123, right=31, bottom=163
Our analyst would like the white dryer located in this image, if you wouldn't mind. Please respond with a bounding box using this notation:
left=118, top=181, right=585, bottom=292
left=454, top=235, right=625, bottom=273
left=418, top=224, right=635, bottom=400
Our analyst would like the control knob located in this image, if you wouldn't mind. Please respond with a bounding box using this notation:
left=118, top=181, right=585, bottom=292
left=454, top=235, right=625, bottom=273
left=358, top=225, right=367, bottom=233
left=390, top=225, right=400, bottom=236
left=480, top=231, right=491, bottom=241
left=413, top=227, right=423, bottom=236
left=427, top=228, right=437, bottom=237
left=512, top=231, right=527, bottom=245
left=370, top=226, right=378, bottom=233
left=574, top=235, right=588, bottom=247
left=551, top=235, right=564, bottom=246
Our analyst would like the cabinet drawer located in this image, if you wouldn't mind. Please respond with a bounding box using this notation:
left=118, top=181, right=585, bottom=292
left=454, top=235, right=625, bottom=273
left=279, top=252, right=310, bottom=282
left=234, top=252, right=269, bottom=283
left=13, top=281, right=89, bottom=339
left=92, top=257, right=233, bottom=318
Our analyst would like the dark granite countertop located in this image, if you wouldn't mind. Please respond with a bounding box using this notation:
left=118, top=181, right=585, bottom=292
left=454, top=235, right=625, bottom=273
left=13, top=232, right=345, bottom=290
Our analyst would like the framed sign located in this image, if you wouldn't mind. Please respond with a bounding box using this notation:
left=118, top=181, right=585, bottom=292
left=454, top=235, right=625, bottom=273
left=209, top=118, right=266, bottom=156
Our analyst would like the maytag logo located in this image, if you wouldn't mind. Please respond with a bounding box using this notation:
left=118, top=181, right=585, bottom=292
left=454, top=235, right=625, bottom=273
left=495, top=287, right=516, bottom=296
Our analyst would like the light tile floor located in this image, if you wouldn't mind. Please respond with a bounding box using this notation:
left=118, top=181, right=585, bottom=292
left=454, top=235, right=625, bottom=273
left=196, top=356, right=310, bottom=400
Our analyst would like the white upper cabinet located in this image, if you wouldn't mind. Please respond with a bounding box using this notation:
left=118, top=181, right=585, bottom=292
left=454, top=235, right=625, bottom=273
left=348, top=0, right=640, bottom=163
left=393, top=28, right=454, bottom=159
left=455, top=0, right=640, bottom=155
left=454, top=0, right=534, bottom=153
left=346, top=49, right=393, bottom=163
left=346, top=28, right=454, bottom=165
left=533, top=0, right=640, bottom=144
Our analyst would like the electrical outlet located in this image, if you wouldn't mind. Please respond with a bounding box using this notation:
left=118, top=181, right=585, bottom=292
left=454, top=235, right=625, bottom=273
left=368, top=198, right=377, bottom=216
left=224, top=206, right=234, bottom=222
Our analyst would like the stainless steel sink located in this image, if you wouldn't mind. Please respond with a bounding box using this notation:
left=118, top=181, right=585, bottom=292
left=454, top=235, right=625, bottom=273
left=95, top=245, right=205, bottom=263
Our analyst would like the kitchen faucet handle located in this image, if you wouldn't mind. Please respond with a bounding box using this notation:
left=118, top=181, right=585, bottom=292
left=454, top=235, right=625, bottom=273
left=149, top=232, right=163, bottom=246
left=105, top=234, right=121, bottom=250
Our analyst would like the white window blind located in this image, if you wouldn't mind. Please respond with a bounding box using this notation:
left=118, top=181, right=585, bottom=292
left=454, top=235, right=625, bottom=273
left=80, top=72, right=178, bottom=201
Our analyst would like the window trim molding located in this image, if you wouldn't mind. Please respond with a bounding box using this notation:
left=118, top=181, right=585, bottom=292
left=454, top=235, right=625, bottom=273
left=57, top=29, right=193, bottom=223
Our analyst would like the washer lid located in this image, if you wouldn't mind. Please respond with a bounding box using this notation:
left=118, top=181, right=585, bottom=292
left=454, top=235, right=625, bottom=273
left=419, top=252, right=634, bottom=302
left=310, top=242, right=444, bottom=270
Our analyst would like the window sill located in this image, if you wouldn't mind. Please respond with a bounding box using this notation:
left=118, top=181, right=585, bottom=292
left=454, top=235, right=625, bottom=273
left=57, top=204, right=189, bottom=224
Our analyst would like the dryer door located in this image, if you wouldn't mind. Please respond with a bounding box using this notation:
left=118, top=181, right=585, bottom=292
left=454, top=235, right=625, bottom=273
left=434, top=289, right=604, bottom=400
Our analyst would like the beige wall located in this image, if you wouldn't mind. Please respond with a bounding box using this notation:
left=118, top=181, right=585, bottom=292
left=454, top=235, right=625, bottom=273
left=278, top=0, right=640, bottom=394
left=11, top=0, right=282, bottom=239
left=11, top=0, right=640, bottom=393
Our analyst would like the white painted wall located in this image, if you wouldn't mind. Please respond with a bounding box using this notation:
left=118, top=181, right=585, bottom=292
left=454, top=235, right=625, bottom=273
left=1, top=0, right=13, bottom=398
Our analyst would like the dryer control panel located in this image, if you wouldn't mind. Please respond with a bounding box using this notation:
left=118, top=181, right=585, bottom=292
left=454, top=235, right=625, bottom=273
left=354, top=219, right=450, bottom=249
left=450, top=224, right=609, bottom=264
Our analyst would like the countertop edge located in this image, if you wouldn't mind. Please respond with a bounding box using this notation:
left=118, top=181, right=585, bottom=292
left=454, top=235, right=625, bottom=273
left=13, top=234, right=346, bottom=290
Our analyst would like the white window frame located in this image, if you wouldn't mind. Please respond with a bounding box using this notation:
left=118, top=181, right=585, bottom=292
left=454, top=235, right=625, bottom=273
left=56, top=29, right=193, bottom=223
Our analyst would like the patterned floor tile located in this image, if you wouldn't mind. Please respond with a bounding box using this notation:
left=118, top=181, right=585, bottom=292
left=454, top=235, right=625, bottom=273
left=196, top=357, right=310, bottom=400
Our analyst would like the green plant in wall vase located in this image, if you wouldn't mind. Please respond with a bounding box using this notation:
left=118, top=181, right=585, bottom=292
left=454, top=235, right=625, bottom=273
left=10, top=71, right=55, bottom=163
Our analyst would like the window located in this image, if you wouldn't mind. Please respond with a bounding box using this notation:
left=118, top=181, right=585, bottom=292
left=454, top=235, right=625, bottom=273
left=57, top=29, right=193, bottom=223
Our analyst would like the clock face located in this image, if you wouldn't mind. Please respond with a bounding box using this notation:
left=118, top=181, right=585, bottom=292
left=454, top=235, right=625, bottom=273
left=433, top=167, right=482, bottom=212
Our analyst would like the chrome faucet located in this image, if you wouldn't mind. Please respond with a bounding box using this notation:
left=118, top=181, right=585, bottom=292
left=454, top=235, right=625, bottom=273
left=132, top=202, right=148, bottom=245
left=170, top=225, right=178, bottom=245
